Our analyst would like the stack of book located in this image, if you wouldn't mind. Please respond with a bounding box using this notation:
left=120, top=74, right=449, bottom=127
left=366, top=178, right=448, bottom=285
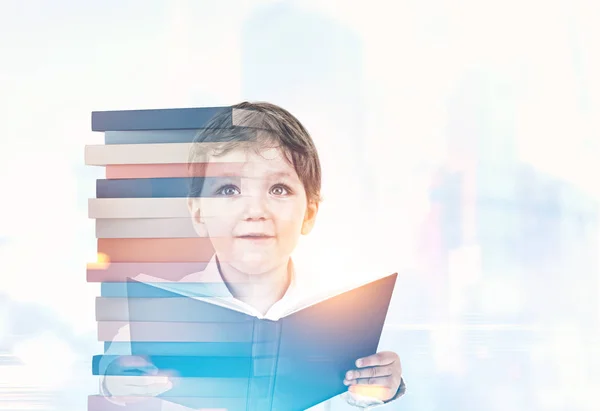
left=85, top=106, right=261, bottom=410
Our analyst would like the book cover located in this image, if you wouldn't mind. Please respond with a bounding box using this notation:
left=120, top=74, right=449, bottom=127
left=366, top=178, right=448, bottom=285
left=111, top=273, right=397, bottom=411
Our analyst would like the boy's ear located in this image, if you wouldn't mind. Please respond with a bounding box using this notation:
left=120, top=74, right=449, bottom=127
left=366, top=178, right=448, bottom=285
left=301, top=200, right=319, bottom=235
left=187, top=198, right=208, bottom=237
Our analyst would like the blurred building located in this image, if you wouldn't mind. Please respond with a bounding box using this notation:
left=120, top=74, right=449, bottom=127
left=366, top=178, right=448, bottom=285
left=424, top=67, right=599, bottom=328
left=240, top=2, right=373, bottom=221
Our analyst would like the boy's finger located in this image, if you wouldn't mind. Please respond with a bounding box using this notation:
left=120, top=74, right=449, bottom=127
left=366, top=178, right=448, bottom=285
left=344, top=375, right=392, bottom=387
left=348, top=384, right=393, bottom=401
left=345, top=365, right=393, bottom=381
left=355, top=352, right=397, bottom=368
left=357, top=376, right=393, bottom=387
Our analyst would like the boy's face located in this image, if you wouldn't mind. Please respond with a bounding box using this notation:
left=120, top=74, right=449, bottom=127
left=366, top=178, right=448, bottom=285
left=188, top=146, right=318, bottom=275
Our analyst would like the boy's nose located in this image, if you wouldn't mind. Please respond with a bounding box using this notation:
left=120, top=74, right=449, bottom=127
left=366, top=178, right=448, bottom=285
left=242, top=194, right=269, bottom=220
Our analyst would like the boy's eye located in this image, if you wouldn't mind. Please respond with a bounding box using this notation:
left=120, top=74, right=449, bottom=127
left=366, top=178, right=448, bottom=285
left=270, top=184, right=291, bottom=196
left=216, top=185, right=241, bottom=196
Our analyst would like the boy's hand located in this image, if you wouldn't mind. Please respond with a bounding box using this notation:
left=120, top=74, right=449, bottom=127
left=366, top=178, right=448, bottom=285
left=343, top=351, right=402, bottom=402
left=103, top=356, right=173, bottom=402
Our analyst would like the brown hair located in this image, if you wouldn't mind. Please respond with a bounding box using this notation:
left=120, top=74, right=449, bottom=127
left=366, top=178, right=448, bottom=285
left=188, top=101, right=322, bottom=204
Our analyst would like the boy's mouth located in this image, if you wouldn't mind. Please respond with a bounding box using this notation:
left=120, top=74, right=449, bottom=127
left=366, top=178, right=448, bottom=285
left=236, top=233, right=275, bottom=240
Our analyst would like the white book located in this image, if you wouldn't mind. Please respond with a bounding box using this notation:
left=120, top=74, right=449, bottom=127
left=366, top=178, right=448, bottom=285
left=89, top=198, right=190, bottom=218
left=85, top=143, right=193, bottom=165
left=88, top=198, right=233, bottom=219
left=96, top=218, right=198, bottom=238
left=85, top=143, right=247, bottom=165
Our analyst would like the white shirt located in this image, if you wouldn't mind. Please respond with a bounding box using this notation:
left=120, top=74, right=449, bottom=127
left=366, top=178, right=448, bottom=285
left=99, top=255, right=400, bottom=410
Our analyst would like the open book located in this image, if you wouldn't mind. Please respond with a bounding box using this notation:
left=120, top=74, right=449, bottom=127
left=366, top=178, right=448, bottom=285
left=94, top=272, right=398, bottom=411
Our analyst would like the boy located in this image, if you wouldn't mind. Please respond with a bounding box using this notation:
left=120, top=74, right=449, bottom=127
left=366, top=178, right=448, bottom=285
left=100, top=102, right=406, bottom=409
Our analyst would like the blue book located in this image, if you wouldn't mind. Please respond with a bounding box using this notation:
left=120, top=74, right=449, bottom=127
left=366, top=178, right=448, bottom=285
left=104, top=130, right=202, bottom=144
left=104, top=129, right=256, bottom=144
left=98, top=272, right=397, bottom=410
left=100, top=282, right=234, bottom=299
left=95, top=177, right=232, bottom=198
left=93, top=355, right=276, bottom=378
left=92, top=107, right=231, bottom=131
left=103, top=341, right=273, bottom=357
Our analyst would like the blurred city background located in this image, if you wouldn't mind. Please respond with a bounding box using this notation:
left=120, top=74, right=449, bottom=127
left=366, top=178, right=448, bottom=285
left=1, top=0, right=599, bottom=410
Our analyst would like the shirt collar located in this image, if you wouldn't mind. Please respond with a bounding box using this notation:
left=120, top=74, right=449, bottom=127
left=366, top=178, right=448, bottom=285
left=179, top=254, right=299, bottom=320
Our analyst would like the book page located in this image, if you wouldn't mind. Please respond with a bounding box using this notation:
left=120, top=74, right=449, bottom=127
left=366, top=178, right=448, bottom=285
left=129, top=272, right=257, bottom=317
left=281, top=272, right=397, bottom=318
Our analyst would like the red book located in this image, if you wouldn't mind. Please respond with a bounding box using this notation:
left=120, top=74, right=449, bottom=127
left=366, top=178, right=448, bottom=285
left=97, top=238, right=215, bottom=262
left=105, top=162, right=246, bottom=179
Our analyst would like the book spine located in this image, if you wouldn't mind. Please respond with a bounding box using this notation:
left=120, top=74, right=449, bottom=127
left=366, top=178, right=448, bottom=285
left=88, top=198, right=234, bottom=219
left=268, top=320, right=283, bottom=411
left=100, top=283, right=232, bottom=298
left=97, top=321, right=256, bottom=343
left=248, top=320, right=281, bottom=411
left=93, top=355, right=264, bottom=378
left=106, top=163, right=194, bottom=178
left=91, top=106, right=231, bottom=131
left=95, top=218, right=198, bottom=239
left=105, top=162, right=245, bottom=179
left=104, top=129, right=201, bottom=144
left=85, top=143, right=194, bottom=165
left=104, top=341, right=260, bottom=357
left=97, top=238, right=214, bottom=262
left=95, top=297, right=253, bottom=322
left=86, top=262, right=209, bottom=282
left=88, top=394, right=248, bottom=410
left=92, top=376, right=252, bottom=397
left=88, top=198, right=191, bottom=219
left=95, top=177, right=232, bottom=198
left=86, top=142, right=248, bottom=165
